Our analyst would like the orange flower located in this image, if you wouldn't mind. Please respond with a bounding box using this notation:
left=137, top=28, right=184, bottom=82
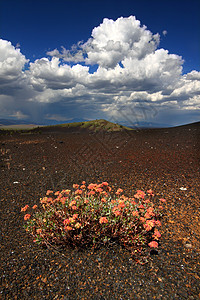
left=118, top=201, right=125, bottom=209
left=73, top=184, right=79, bottom=189
left=36, top=228, right=42, bottom=234
left=73, top=213, right=78, bottom=219
left=146, top=207, right=155, bottom=217
left=69, top=217, right=75, bottom=223
left=143, top=199, right=150, bottom=204
left=63, top=219, right=71, bottom=225
left=84, top=199, right=89, bottom=204
left=24, top=214, right=31, bottom=220
left=102, top=182, right=109, bottom=186
left=155, top=220, right=162, bottom=227
left=69, top=200, right=76, bottom=207
left=143, top=219, right=155, bottom=231
left=99, top=217, right=108, bottom=224
left=97, top=184, right=103, bottom=188
left=147, top=207, right=154, bottom=213
left=87, top=183, right=97, bottom=190
left=140, top=217, right=146, bottom=223
left=64, top=226, right=73, bottom=231
left=62, top=189, right=71, bottom=195
left=75, top=189, right=83, bottom=195
left=102, top=191, right=108, bottom=197
left=101, top=198, right=107, bottom=203
left=138, top=204, right=145, bottom=209
left=159, top=198, right=166, bottom=202
left=60, top=197, right=66, bottom=205
left=153, top=229, right=161, bottom=240
left=71, top=205, right=77, bottom=210
left=134, top=190, right=146, bottom=199
left=88, top=190, right=95, bottom=196
left=112, top=206, right=118, bottom=212
left=96, top=187, right=103, bottom=193
left=32, top=205, right=37, bottom=209
left=144, top=212, right=151, bottom=219
left=147, top=189, right=154, bottom=196
left=148, top=241, right=158, bottom=248
left=131, top=200, right=137, bottom=205
left=46, top=190, right=53, bottom=195
left=40, top=197, right=48, bottom=204
left=116, top=188, right=123, bottom=195
left=82, top=181, right=86, bottom=185
left=113, top=210, right=121, bottom=217
left=21, top=205, right=29, bottom=212
left=132, top=211, right=139, bottom=217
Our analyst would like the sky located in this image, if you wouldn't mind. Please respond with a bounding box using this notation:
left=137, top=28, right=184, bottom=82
left=0, top=0, right=200, bottom=127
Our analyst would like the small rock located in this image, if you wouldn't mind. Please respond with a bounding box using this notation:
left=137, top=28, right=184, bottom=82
left=180, top=187, right=187, bottom=191
left=185, top=243, right=192, bottom=248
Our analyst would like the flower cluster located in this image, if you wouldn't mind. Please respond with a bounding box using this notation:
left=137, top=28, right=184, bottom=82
left=21, top=182, right=166, bottom=257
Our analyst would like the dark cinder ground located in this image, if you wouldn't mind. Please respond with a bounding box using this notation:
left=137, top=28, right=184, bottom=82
left=0, top=123, right=200, bottom=299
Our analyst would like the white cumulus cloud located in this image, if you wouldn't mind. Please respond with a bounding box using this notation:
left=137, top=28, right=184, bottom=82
left=27, top=57, right=89, bottom=91
left=0, top=39, right=28, bottom=87
left=84, top=16, right=160, bottom=68
left=0, top=15, right=199, bottom=126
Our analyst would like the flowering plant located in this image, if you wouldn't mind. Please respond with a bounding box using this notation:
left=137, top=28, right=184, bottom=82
left=21, top=182, right=166, bottom=257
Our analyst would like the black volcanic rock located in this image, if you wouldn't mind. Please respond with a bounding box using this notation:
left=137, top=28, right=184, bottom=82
left=0, top=122, right=200, bottom=299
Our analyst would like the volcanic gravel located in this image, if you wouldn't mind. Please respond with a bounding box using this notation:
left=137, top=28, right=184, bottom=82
left=0, top=124, right=200, bottom=299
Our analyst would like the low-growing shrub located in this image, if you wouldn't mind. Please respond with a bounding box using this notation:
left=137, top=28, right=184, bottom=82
left=21, top=182, right=166, bottom=258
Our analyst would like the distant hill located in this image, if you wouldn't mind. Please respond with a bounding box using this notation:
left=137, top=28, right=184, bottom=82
left=0, top=118, right=171, bottom=128
left=39, top=119, right=133, bottom=132
left=0, top=119, right=32, bottom=126
left=0, top=118, right=132, bottom=132
left=0, top=118, right=89, bottom=126
left=0, top=118, right=199, bottom=132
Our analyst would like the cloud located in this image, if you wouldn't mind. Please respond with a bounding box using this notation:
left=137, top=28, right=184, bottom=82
left=27, top=57, right=90, bottom=92
left=185, top=70, right=200, bottom=81
left=47, top=43, right=85, bottom=63
left=47, top=16, right=160, bottom=69
left=162, top=30, right=167, bottom=36
left=0, top=16, right=200, bottom=126
left=0, top=39, right=28, bottom=88
left=83, top=16, right=160, bottom=69
left=10, top=110, right=29, bottom=119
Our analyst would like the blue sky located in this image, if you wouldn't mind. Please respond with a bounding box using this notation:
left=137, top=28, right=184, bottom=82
left=0, top=0, right=200, bottom=126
